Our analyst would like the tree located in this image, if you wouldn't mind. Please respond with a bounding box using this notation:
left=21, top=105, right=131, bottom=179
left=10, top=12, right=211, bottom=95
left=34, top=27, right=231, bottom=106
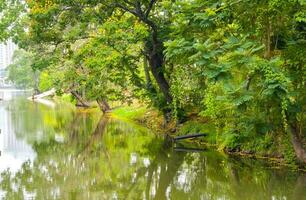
left=164, top=0, right=306, bottom=164
left=1, top=0, right=305, bottom=164
left=22, top=0, right=177, bottom=118
left=0, top=0, right=24, bottom=42
left=7, top=49, right=35, bottom=89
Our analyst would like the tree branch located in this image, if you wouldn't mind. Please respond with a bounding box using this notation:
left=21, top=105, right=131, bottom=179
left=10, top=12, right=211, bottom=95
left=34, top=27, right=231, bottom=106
left=122, top=0, right=136, bottom=7
left=145, top=0, right=156, bottom=18
left=245, top=75, right=252, bottom=90
left=135, top=1, right=144, bottom=17
left=114, top=3, right=139, bottom=16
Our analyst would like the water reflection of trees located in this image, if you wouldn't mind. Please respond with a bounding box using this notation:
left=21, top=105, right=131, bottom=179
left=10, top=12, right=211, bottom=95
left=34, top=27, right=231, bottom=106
left=1, top=113, right=306, bottom=200
left=6, top=99, right=81, bottom=143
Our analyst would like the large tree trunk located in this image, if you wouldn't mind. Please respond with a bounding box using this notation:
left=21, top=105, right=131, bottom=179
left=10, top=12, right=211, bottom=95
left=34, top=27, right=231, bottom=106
left=97, top=98, right=111, bottom=113
left=289, top=123, right=306, bottom=164
left=144, top=56, right=155, bottom=92
left=146, top=34, right=172, bottom=105
left=143, top=30, right=173, bottom=123
left=71, top=91, right=90, bottom=107
left=116, top=2, right=173, bottom=122
left=264, top=19, right=272, bottom=59
left=141, top=11, right=172, bottom=105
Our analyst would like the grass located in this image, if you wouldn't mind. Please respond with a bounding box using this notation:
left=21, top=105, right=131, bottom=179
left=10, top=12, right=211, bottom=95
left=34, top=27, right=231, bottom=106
left=57, top=93, right=76, bottom=104
left=111, top=106, right=147, bottom=120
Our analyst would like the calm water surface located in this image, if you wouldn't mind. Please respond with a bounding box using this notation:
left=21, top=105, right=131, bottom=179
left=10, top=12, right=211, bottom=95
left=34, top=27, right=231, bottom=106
left=0, top=90, right=305, bottom=200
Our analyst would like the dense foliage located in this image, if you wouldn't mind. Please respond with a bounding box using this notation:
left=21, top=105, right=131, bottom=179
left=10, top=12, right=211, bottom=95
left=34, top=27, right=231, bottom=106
left=0, top=0, right=305, bottom=164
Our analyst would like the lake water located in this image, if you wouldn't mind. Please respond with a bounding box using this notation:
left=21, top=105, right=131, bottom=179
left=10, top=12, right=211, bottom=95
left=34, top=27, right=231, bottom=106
left=0, top=90, right=305, bottom=200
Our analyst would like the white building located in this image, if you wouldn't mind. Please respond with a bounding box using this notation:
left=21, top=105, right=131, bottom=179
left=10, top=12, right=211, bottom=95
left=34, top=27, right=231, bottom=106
left=0, top=39, right=17, bottom=69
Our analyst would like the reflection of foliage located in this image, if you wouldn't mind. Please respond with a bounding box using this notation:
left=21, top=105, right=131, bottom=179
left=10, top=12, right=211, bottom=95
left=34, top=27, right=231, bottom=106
left=1, top=113, right=305, bottom=199
left=1, top=114, right=162, bottom=199
left=6, top=99, right=77, bottom=144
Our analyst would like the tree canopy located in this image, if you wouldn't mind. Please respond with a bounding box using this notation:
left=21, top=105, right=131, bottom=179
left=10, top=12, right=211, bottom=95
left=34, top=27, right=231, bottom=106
left=1, top=0, right=305, bottom=164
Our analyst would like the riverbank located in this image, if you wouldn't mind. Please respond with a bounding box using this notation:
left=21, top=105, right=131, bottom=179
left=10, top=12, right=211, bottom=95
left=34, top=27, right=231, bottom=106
left=51, top=94, right=305, bottom=170
left=1, top=91, right=305, bottom=199
left=110, top=105, right=306, bottom=170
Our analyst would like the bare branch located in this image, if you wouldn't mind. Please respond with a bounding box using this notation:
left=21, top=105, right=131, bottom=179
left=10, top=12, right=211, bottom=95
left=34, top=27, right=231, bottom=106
left=135, top=1, right=144, bottom=16
left=122, top=0, right=136, bottom=7
left=114, top=3, right=139, bottom=17
left=113, top=2, right=157, bottom=32
left=145, top=0, right=156, bottom=18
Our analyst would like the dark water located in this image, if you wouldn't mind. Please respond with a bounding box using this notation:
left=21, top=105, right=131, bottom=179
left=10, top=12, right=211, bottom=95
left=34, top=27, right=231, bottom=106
left=0, top=91, right=305, bottom=200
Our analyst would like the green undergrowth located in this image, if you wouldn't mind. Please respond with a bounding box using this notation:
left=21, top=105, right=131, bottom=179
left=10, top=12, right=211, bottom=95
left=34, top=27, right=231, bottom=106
left=177, top=121, right=217, bottom=145
left=175, top=120, right=303, bottom=169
